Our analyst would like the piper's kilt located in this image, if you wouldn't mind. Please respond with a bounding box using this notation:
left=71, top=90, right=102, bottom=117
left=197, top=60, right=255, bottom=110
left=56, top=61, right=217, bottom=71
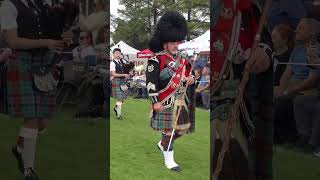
left=111, top=77, right=128, bottom=100
left=151, top=106, right=174, bottom=131
left=6, top=51, right=56, bottom=119
left=151, top=85, right=196, bottom=132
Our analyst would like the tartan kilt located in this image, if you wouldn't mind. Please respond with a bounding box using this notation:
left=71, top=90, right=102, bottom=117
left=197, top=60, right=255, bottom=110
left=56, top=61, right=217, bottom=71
left=150, top=84, right=196, bottom=133
left=111, top=78, right=128, bottom=100
left=6, top=51, right=56, bottom=119
left=151, top=106, right=174, bottom=131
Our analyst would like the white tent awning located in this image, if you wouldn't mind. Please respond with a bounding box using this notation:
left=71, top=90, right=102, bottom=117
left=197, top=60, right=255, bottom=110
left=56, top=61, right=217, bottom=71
left=178, top=30, right=210, bottom=55
left=111, top=41, right=139, bottom=55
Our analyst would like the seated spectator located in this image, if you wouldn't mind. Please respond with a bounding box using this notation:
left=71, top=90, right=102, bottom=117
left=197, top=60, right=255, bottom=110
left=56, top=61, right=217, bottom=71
left=275, top=19, right=320, bottom=97
left=194, top=68, right=203, bottom=107
left=294, top=18, right=320, bottom=156
left=272, top=24, right=294, bottom=86
left=274, top=18, right=320, bottom=143
left=196, top=66, right=210, bottom=110
left=72, top=31, right=96, bottom=62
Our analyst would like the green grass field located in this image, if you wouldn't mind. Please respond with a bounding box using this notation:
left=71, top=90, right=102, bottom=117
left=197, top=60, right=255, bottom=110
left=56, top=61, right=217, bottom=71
left=0, top=105, right=108, bottom=180
left=1, top=98, right=320, bottom=180
left=110, top=98, right=210, bottom=180
left=274, top=146, right=320, bottom=180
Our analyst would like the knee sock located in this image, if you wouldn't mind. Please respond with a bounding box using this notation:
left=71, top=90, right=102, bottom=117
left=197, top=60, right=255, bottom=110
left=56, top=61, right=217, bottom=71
left=18, top=128, right=38, bottom=168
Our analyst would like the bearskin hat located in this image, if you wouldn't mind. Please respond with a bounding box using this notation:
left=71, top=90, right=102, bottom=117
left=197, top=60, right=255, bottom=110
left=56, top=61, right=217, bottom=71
left=149, top=11, right=188, bottom=53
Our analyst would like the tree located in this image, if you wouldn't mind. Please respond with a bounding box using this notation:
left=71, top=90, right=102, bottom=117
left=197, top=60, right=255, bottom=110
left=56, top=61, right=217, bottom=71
left=112, top=0, right=209, bottom=50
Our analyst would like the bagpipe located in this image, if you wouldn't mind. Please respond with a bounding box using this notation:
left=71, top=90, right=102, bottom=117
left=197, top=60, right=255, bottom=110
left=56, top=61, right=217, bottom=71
left=26, top=0, right=80, bottom=91
left=118, top=58, right=135, bottom=91
left=121, top=59, right=135, bottom=74
left=44, top=0, right=79, bottom=42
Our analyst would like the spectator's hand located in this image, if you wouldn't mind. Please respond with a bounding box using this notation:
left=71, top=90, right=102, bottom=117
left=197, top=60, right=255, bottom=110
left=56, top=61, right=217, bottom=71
left=46, top=39, right=64, bottom=51
left=153, top=102, right=163, bottom=112
left=187, top=76, right=195, bottom=85
left=245, top=47, right=270, bottom=74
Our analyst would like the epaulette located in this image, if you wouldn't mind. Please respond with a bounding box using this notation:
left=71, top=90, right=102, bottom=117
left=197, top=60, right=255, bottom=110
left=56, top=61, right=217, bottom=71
left=148, top=56, right=159, bottom=63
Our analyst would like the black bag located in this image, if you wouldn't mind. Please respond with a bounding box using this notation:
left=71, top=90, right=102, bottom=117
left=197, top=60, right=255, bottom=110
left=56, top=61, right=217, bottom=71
left=0, top=62, right=8, bottom=114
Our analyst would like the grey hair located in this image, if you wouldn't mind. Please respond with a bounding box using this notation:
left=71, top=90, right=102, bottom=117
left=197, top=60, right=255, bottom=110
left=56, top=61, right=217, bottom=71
left=301, top=18, right=320, bottom=36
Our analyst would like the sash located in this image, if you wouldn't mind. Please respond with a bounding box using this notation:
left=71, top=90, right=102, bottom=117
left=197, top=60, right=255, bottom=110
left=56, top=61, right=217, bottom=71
left=157, top=54, right=191, bottom=103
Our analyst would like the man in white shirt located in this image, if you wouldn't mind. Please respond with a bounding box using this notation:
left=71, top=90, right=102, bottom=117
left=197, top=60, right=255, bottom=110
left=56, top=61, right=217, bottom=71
left=0, top=0, right=72, bottom=179
left=110, top=48, right=130, bottom=119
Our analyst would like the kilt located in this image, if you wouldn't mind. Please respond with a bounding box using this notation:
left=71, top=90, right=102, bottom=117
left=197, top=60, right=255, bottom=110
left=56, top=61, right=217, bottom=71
left=151, top=84, right=196, bottom=133
left=151, top=106, right=174, bottom=131
left=111, top=77, right=128, bottom=101
left=6, top=51, right=56, bottom=119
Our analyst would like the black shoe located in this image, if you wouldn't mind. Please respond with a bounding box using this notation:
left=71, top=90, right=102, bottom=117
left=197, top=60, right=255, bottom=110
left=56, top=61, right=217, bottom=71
left=24, top=168, right=39, bottom=180
left=114, top=107, right=118, bottom=117
left=170, top=166, right=182, bottom=172
left=11, top=146, right=24, bottom=174
left=117, top=115, right=123, bottom=120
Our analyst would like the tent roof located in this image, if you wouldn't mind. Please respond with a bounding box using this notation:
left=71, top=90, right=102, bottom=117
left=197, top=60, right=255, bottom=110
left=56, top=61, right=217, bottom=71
left=178, top=30, right=210, bottom=55
left=111, top=41, right=139, bottom=55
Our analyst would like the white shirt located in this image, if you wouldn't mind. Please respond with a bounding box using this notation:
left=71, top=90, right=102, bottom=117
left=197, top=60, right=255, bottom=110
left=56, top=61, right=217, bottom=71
left=72, top=45, right=96, bottom=61
left=110, top=59, right=121, bottom=72
left=0, top=0, right=52, bottom=30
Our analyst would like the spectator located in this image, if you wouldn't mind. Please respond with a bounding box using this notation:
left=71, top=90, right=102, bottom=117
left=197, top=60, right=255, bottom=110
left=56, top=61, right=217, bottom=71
left=72, top=31, right=96, bottom=62
left=274, top=18, right=320, bottom=143
left=194, top=68, right=202, bottom=88
left=275, top=18, right=320, bottom=97
left=293, top=18, right=320, bottom=156
left=272, top=24, right=294, bottom=86
left=194, top=68, right=202, bottom=106
left=196, top=66, right=210, bottom=110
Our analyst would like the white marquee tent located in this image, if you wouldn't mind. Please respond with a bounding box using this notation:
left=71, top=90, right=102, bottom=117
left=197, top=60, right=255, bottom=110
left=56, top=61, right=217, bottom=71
left=111, top=41, right=140, bottom=60
left=178, top=30, right=210, bottom=55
